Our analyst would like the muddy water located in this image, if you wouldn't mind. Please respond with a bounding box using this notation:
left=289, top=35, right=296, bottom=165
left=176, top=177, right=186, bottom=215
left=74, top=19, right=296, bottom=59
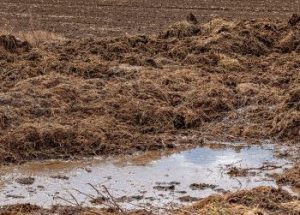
left=0, top=144, right=294, bottom=210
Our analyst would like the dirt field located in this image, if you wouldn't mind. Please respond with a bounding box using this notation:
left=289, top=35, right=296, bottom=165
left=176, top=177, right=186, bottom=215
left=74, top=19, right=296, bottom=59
left=0, top=1, right=299, bottom=214
left=1, top=0, right=300, bottom=38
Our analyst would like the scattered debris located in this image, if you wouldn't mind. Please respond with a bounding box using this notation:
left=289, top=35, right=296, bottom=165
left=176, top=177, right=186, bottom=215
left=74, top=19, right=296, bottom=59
left=50, top=175, right=70, bottom=180
left=178, top=195, right=200, bottom=202
left=190, top=183, right=217, bottom=190
left=16, top=177, right=35, bottom=185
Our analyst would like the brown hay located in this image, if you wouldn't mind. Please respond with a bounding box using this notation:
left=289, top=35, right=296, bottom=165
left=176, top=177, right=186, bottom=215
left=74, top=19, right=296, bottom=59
left=175, top=187, right=299, bottom=215
left=276, top=164, right=300, bottom=189
left=0, top=15, right=300, bottom=163
left=159, top=21, right=201, bottom=39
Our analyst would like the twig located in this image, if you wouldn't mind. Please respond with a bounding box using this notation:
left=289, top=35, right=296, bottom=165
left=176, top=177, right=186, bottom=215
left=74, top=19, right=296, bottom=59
left=88, top=183, right=101, bottom=195
left=54, top=196, right=78, bottom=206
left=102, top=185, right=127, bottom=215
left=73, top=188, right=95, bottom=199
left=68, top=191, right=81, bottom=206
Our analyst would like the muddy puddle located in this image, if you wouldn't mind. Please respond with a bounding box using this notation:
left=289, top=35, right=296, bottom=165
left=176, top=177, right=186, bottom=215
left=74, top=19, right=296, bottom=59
left=0, top=143, right=295, bottom=210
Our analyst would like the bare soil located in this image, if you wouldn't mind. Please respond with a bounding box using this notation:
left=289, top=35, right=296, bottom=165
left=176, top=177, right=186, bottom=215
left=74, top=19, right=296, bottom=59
left=1, top=0, right=300, bottom=38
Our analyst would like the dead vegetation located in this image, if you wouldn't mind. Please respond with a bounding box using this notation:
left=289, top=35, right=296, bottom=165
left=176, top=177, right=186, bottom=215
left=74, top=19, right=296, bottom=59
left=275, top=164, right=300, bottom=190
left=0, top=15, right=299, bottom=164
left=175, top=186, right=299, bottom=215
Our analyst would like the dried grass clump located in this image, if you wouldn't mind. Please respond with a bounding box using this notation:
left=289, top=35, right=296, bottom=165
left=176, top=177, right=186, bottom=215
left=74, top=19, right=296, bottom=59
left=0, top=108, right=16, bottom=130
left=271, top=111, right=300, bottom=141
left=0, top=24, right=64, bottom=47
left=277, top=31, right=300, bottom=53
left=189, top=22, right=271, bottom=57
left=160, top=21, right=201, bottom=39
left=283, top=87, right=300, bottom=110
left=269, top=87, right=300, bottom=141
left=202, top=18, right=236, bottom=34
left=175, top=187, right=298, bottom=215
left=217, top=54, right=244, bottom=72
left=18, top=30, right=65, bottom=46
left=0, top=15, right=300, bottom=163
left=276, top=164, right=300, bottom=189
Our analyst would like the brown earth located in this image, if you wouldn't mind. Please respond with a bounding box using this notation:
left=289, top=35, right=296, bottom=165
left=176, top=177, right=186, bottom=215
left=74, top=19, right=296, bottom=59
left=1, top=0, right=300, bottom=38
left=0, top=15, right=300, bottom=164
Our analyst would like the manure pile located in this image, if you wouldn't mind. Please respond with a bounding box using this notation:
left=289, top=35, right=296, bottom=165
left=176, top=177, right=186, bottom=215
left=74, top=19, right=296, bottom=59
left=0, top=15, right=299, bottom=164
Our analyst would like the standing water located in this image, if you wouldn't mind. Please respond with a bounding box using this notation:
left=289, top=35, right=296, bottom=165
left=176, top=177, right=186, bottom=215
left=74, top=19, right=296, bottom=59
left=0, top=143, right=294, bottom=209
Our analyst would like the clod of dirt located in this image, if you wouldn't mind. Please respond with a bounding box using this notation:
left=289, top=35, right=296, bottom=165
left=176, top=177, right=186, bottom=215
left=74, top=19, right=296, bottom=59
left=226, top=166, right=251, bottom=177
left=153, top=184, right=176, bottom=191
left=166, top=143, right=176, bottom=149
left=115, top=195, right=143, bottom=203
left=288, top=14, right=300, bottom=26
left=6, top=194, right=25, bottom=199
left=176, top=191, right=187, bottom=194
left=178, top=195, right=200, bottom=202
left=16, top=177, right=35, bottom=185
left=190, top=183, right=217, bottom=190
left=50, top=175, right=70, bottom=180
left=186, top=13, right=198, bottom=25
left=168, top=181, right=180, bottom=185
left=214, top=188, right=229, bottom=193
left=0, top=35, right=31, bottom=52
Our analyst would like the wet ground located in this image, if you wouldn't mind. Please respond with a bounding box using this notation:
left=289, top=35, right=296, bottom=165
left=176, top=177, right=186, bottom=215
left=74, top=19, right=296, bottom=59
left=0, top=143, right=296, bottom=210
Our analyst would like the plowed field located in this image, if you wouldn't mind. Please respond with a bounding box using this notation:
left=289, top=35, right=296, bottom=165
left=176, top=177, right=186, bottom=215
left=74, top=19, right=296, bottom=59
left=0, top=0, right=300, bottom=37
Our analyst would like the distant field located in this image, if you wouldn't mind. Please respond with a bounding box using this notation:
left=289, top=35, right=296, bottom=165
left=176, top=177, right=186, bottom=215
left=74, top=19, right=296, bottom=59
left=0, top=0, right=299, bottom=38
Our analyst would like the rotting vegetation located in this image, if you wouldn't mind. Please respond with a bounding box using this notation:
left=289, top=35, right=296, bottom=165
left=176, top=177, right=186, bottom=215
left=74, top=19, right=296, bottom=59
left=0, top=14, right=299, bottom=164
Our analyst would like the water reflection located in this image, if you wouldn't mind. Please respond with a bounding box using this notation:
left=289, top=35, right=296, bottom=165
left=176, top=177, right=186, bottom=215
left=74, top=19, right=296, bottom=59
left=0, top=144, right=292, bottom=209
